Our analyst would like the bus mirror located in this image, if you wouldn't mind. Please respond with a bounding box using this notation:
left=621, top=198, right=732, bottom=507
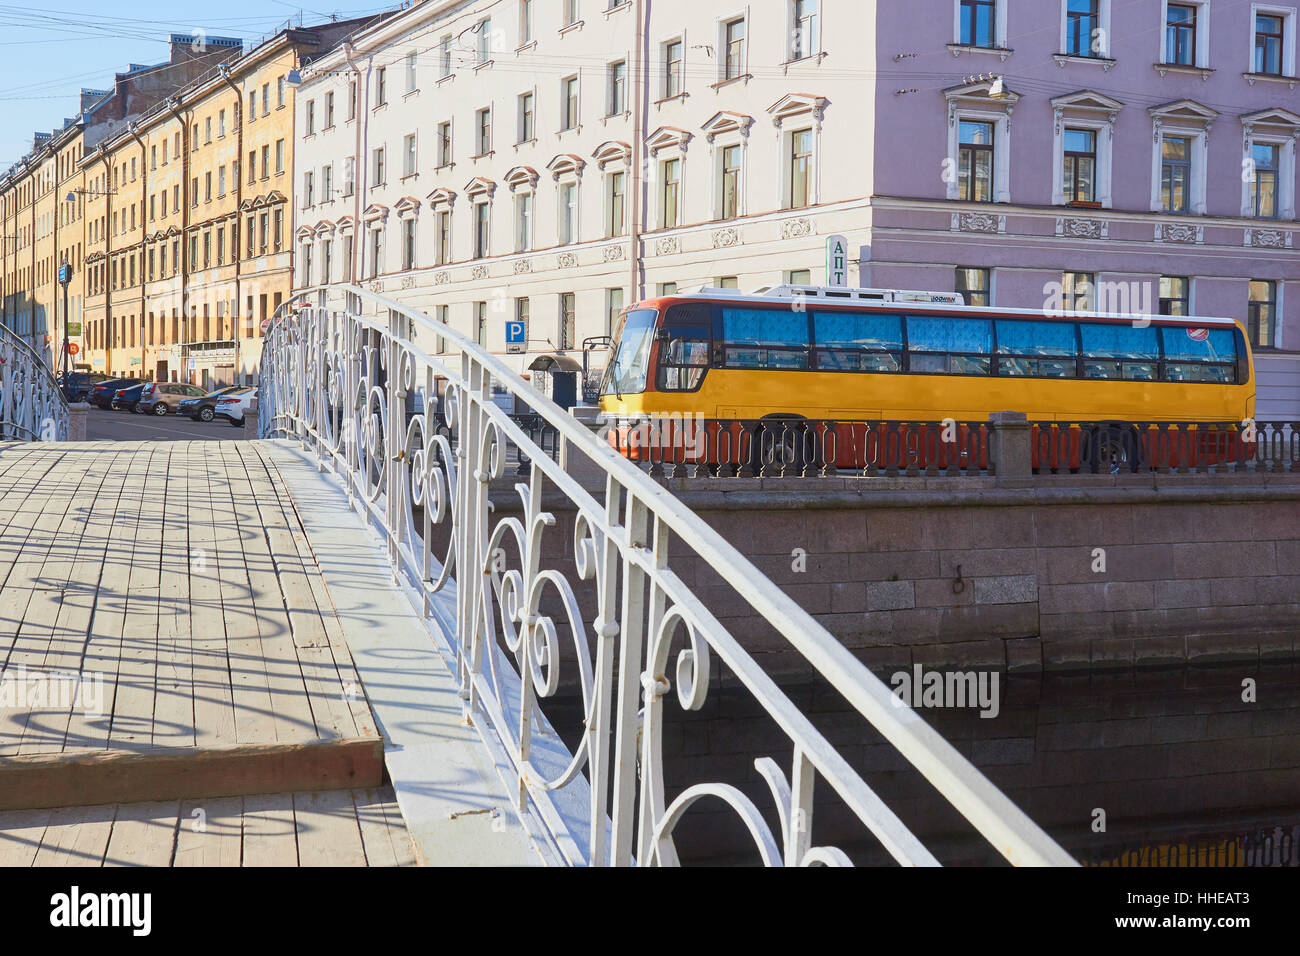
left=655, top=329, right=670, bottom=342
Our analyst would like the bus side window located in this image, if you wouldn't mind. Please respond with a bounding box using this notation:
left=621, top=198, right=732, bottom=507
left=905, top=316, right=991, bottom=375
left=657, top=304, right=712, bottom=392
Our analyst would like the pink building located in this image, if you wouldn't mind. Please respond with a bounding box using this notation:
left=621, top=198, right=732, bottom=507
left=862, top=0, right=1300, bottom=418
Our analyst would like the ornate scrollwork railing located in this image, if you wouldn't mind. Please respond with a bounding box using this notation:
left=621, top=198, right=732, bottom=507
left=0, top=324, right=68, bottom=442
left=258, top=284, right=1075, bottom=867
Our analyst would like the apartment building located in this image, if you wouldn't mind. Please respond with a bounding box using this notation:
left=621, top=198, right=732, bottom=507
left=77, top=20, right=378, bottom=387
left=292, top=0, right=851, bottom=363
left=0, top=37, right=235, bottom=368
left=293, top=0, right=1299, bottom=416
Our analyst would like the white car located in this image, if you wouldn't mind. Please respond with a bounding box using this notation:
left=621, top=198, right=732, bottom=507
left=212, top=387, right=256, bottom=427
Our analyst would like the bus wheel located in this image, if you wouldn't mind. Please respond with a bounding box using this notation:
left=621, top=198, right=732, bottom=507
left=752, top=419, right=815, bottom=475
left=1089, top=424, right=1141, bottom=475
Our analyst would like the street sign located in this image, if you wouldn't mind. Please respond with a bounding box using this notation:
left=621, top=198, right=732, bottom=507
left=68, top=343, right=79, bottom=356
left=506, top=319, right=526, bottom=355
left=825, top=234, right=849, bottom=287
left=58, top=262, right=72, bottom=285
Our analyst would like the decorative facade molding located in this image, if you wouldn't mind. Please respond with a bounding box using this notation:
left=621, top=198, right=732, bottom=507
left=653, top=236, right=680, bottom=255
left=1155, top=222, right=1202, bottom=243
left=780, top=216, right=813, bottom=239
left=1055, top=217, right=1107, bottom=239
left=602, top=243, right=625, bottom=261
left=951, top=212, right=1005, bottom=234
left=469, top=264, right=489, bottom=280
left=513, top=257, right=533, bottom=274
left=1246, top=228, right=1292, bottom=248
left=701, top=110, right=754, bottom=142
left=557, top=251, right=578, bottom=268
left=712, top=226, right=740, bottom=248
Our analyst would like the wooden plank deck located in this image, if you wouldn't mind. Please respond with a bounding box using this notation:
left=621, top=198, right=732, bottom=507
left=0, top=787, right=415, bottom=867
left=0, top=441, right=383, bottom=810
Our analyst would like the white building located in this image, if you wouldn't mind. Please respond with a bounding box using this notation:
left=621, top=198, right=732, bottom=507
left=292, top=0, right=851, bottom=368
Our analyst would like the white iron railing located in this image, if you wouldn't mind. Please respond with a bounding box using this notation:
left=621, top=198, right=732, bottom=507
left=259, top=284, right=1077, bottom=867
left=0, top=324, right=68, bottom=442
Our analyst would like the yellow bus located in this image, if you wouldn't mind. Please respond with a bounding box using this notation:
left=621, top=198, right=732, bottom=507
left=597, top=285, right=1255, bottom=471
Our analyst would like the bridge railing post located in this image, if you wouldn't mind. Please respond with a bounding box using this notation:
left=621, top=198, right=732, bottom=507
left=989, top=410, right=1032, bottom=487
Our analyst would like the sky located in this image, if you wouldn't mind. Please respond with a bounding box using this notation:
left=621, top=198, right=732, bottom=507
left=0, top=0, right=400, bottom=169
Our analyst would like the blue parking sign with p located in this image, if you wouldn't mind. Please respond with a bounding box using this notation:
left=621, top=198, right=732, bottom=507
left=506, top=319, right=526, bottom=353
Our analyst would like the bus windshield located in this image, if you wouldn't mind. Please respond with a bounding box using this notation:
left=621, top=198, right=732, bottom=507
left=601, top=309, right=658, bottom=396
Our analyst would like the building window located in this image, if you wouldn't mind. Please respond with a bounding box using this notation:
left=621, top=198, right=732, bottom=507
left=1248, top=280, right=1277, bottom=348
left=606, top=170, right=625, bottom=236
left=474, top=201, right=490, bottom=258
left=435, top=209, right=451, bottom=264
left=1158, top=276, right=1190, bottom=315
left=323, top=165, right=333, bottom=201
left=373, top=146, right=386, bottom=185
left=559, top=293, right=576, bottom=350
left=562, top=77, right=579, bottom=130
left=519, top=92, right=535, bottom=142
left=302, top=243, right=313, bottom=286
left=1063, top=128, right=1096, bottom=202
left=404, top=133, right=417, bottom=177
left=1065, top=0, right=1100, bottom=56
left=275, top=139, right=284, bottom=174
left=376, top=66, right=387, bottom=106
left=402, top=218, right=416, bottom=270
left=1252, top=142, right=1280, bottom=217
left=1062, top=271, right=1094, bottom=312
left=439, top=35, right=453, bottom=77
left=791, top=0, right=821, bottom=60
left=958, top=120, right=994, bottom=202
left=325, top=91, right=335, bottom=127
left=1165, top=3, right=1197, bottom=65
left=960, top=0, right=997, bottom=47
left=1256, top=13, right=1286, bottom=74
left=608, top=60, right=626, bottom=115
left=344, top=157, right=356, bottom=196
left=515, top=192, right=533, bottom=251
left=788, top=128, right=813, bottom=208
left=304, top=171, right=314, bottom=207
left=322, top=239, right=332, bottom=283
left=520, top=0, right=534, bottom=44
left=1161, top=136, right=1191, bottom=213
left=475, top=301, right=488, bottom=346
left=559, top=182, right=578, bottom=244
left=437, top=122, right=452, bottom=166
left=720, top=144, right=742, bottom=220
left=663, top=39, right=683, bottom=98
left=476, top=108, right=492, bottom=155
left=723, top=17, right=746, bottom=80
left=348, top=80, right=357, bottom=119
left=956, top=267, right=991, bottom=306
left=406, top=51, right=418, bottom=93
left=563, top=0, right=579, bottom=26
left=606, top=288, right=624, bottom=335
left=717, top=276, right=739, bottom=289
left=477, top=18, right=493, bottom=64
left=277, top=75, right=286, bottom=108
left=369, top=227, right=382, bottom=278
left=660, top=158, right=680, bottom=228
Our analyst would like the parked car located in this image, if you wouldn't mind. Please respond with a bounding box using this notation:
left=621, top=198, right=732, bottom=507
left=213, top=387, right=256, bottom=427
left=179, top=386, right=243, bottom=422
left=111, top=382, right=148, bottom=412
left=136, top=382, right=208, bottom=416
left=58, top=371, right=111, bottom=403
left=88, top=377, right=141, bottom=409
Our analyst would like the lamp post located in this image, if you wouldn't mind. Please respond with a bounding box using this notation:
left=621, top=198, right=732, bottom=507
left=58, top=258, right=72, bottom=383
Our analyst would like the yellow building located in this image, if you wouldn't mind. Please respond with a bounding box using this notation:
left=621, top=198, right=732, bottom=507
left=81, top=21, right=377, bottom=387
left=3, top=38, right=246, bottom=377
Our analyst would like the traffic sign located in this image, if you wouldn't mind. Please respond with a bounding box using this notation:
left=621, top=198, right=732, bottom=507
left=506, top=319, right=526, bottom=355
left=68, top=343, right=79, bottom=356
left=58, top=262, right=72, bottom=285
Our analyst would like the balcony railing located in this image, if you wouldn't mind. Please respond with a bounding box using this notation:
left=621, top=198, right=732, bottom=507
left=258, top=285, right=1074, bottom=867
left=0, top=324, right=68, bottom=441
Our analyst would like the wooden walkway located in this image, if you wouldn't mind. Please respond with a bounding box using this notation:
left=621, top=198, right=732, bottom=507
left=0, top=787, right=415, bottom=866
left=0, top=440, right=382, bottom=810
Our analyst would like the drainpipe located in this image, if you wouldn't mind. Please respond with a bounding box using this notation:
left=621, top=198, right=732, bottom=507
left=165, top=97, right=190, bottom=383
left=219, top=63, right=244, bottom=381
left=342, top=41, right=367, bottom=288
left=96, top=146, right=113, bottom=373
left=128, top=121, right=148, bottom=377
left=628, top=0, right=645, bottom=306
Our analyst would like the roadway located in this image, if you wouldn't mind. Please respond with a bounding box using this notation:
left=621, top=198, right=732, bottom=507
left=84, top=406, right=246, bottom=441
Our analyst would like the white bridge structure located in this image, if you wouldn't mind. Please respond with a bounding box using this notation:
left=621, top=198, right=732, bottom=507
left=0, top=325, right=68, bottom=442
left=255, top=284, right=1074, bottom=867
